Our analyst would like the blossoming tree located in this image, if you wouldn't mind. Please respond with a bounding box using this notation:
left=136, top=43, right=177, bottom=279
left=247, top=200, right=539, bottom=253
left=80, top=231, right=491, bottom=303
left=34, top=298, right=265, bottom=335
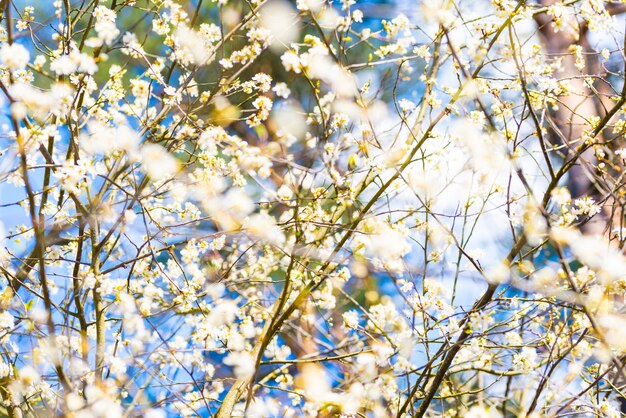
left=1, top=0, right=626, bottom=416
